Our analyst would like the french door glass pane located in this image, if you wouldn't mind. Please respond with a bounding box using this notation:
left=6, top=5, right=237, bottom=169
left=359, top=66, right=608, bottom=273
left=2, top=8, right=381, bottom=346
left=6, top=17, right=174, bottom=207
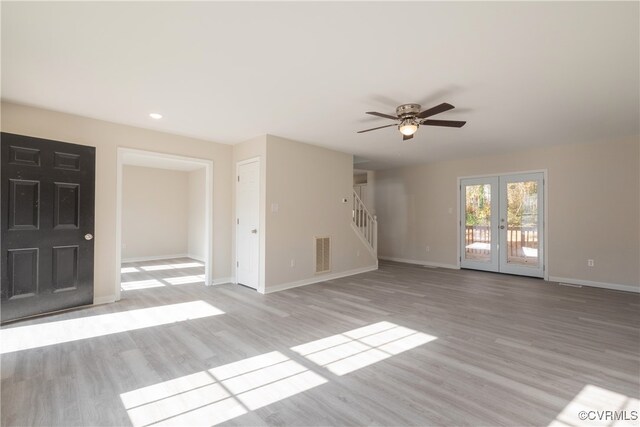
left=464, top=184, right=492, bottom=262
left=506, top=181, right=539, bottom=267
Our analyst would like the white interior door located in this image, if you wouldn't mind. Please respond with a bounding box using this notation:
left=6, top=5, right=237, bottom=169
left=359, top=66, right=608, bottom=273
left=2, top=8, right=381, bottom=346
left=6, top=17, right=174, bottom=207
left=499, top=173, right=544, bottom=278
left=460, top=172, right=545, bottom=278
left=236, top=160, right=260, bottom=289
left=460, top=177, right=499, bottom=272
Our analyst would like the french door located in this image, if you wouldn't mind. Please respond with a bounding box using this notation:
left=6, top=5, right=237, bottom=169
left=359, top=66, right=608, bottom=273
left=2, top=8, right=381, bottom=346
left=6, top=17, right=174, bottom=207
left=460, top=172, right=544, bottom=278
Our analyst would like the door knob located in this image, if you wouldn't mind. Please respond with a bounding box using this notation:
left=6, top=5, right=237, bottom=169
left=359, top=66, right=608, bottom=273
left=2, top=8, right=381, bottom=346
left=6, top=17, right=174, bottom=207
left=84, top=233, right=93, bottom=240
left=251, top=229, right=257, bottom=234
left=499, top=226, right=505, bottom=229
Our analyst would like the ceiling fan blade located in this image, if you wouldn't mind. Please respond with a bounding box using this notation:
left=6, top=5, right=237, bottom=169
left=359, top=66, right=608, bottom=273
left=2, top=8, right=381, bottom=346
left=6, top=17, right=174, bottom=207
left=357, top=124, right=396, bottom=133
left=403, top=134, right=414, bottom=141
left=417, top=102, right=455, bottom=119
left=421, top=119, right=467, bottom=128
left=366, top=111, right=399, bottom=120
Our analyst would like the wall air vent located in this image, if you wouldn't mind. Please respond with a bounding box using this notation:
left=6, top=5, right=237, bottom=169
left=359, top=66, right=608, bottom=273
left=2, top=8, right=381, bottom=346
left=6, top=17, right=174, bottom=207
left=315, top=236, right=331, bottom=274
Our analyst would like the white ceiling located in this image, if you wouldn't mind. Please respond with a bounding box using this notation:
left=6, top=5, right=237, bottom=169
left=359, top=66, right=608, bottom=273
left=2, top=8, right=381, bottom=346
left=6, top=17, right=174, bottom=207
left=2, top=2, right=638, bottom=169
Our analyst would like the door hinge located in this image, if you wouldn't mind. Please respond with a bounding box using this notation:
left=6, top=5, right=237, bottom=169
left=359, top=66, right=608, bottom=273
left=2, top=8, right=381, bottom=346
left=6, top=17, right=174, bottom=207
left=237, top=176, right=240, bottom=182
left=237, top=218, right=239, bottom=225
left=237, top=261, right=239, bottom=267
left=459, top=256, right=462, bottom=262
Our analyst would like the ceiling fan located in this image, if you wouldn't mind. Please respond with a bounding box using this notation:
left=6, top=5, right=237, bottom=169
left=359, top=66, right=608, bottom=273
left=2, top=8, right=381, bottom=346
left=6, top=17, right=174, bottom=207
left=357, top=102, right=466, bottom=140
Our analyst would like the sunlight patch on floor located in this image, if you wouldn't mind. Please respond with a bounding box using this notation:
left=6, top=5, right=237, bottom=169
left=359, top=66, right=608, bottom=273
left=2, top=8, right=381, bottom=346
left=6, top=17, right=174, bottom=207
left=164, top=275, right=206, bottom=285
left=0, top=301, right=224, bottom=354
left=121, top=279, right=165, bottom=290
left=291, top=321, right=437, bottom=375
left=120, top=351, right=327, bottom=426
left=549, top=384, right=640, bottom=427
left=120, top=322, right=435, bottom=426
left=121, top=267, right=140, bottom=273
left=140, top=262, right=204, bottom=272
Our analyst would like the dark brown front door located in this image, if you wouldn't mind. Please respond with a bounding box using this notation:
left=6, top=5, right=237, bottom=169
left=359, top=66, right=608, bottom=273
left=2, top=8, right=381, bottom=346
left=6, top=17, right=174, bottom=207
left=1, top=133, right=95, bottom=322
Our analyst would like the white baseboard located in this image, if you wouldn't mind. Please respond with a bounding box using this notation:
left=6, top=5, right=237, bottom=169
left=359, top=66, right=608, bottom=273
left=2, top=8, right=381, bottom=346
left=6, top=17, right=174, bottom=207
left=211, top=277, right=234, bottom=286
left=548, top=276, right=639, bottom=294
left=378, top=256, right=459, bottom=270
left=93, top=295, right=116, bottom=305
left=265, top=264, right=379, bottom=294
left=377, top=257, right=638, bottom=294
left=121, top=253, right=190, bottom=263
left=188, top=254, right=206, bottom=262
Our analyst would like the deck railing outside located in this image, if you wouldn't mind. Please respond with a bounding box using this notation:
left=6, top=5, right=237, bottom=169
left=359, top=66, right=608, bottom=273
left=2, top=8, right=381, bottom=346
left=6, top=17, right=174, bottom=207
left=465, top=225, right=538, bottom=256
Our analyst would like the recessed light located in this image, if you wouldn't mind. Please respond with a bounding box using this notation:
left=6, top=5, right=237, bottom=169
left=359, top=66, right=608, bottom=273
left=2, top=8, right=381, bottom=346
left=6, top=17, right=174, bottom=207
left=149, top=113, right=163, bottom=120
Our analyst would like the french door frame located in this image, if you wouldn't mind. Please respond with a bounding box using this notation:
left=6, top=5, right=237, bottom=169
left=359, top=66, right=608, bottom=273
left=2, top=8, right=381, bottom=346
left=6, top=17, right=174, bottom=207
left=457, top=170, right=548, bottom=280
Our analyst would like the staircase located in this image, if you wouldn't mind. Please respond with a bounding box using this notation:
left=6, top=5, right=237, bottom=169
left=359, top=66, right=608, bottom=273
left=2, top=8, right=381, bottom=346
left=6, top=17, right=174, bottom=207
left=352, top=189, right=377, bottom=256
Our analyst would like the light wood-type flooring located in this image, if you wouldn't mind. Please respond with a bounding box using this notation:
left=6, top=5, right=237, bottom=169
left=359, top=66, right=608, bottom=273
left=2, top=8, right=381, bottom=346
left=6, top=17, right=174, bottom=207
left=1, top=258, right=639, bottom=426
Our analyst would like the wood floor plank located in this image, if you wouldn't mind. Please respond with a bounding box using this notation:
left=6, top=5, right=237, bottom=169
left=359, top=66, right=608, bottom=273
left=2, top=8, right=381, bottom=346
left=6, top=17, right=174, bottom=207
left=1, top=259, right=638, bottom=426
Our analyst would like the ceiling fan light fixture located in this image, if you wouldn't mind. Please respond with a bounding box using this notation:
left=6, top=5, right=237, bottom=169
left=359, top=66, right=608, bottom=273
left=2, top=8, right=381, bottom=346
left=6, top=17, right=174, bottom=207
left=399, top=119, right=418, bottom=136
left=358, top=102, right=465, bottom=139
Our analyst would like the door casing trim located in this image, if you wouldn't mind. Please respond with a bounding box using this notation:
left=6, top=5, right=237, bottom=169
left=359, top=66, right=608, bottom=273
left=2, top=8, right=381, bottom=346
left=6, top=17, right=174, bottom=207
left=115, top=147, right=214, bottom=301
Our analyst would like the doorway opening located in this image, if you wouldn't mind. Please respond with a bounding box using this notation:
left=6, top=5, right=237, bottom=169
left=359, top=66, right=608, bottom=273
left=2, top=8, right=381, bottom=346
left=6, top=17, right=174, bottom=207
left=458, top=171, right=547, bottom=279
left=115, top=148, right=213, bottom=301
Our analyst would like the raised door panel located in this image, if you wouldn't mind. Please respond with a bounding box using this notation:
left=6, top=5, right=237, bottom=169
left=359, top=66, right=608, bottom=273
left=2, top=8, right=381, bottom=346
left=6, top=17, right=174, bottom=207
left=8, top=180, right=40, bottom=230
left=53, top=246, right=79, bottom=292
left=53, top=152, right=81, bottom=171
left=6, top=248, right=39, bottom=299
left=9, top=146, right=40, bottom=166
left=54, top=183, right=80, bottom=229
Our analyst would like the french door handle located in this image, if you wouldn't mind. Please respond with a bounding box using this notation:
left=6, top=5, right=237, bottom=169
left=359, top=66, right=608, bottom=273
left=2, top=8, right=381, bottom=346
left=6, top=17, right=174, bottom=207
left=499, top=225, right=505, bottom=229
left=251, top=229, right=257, bottom=234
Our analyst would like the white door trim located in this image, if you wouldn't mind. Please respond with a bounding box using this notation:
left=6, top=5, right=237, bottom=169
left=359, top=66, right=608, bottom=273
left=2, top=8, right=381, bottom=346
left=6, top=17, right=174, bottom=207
left=115, top=147, right=214, bottom=301
left=457, top=169, right=548, bottom=280
left=236, top=157, right=261, bottom=167
left=235, top=157, right=263, bottom=293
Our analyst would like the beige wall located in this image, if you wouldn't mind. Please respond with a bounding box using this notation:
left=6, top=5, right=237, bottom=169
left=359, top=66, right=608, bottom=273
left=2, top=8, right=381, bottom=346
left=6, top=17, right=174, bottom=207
left=122, top=166, right=189, bottom=260
left=1, top=101, right=233, bottom=303
left=264, top=135, right=377, bottom=291
left=374, top=137, right=640, bottom=291
left=188, top=167, right=206, bottom=261
left=1, top=102, right=377, bottom=300
left=231, top=135, right=378, bottom=292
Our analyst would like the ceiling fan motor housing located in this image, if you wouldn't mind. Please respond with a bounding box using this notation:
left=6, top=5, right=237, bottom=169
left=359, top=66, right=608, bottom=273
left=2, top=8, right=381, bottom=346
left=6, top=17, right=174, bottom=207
left=396, top=103, right=421, bottom=118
